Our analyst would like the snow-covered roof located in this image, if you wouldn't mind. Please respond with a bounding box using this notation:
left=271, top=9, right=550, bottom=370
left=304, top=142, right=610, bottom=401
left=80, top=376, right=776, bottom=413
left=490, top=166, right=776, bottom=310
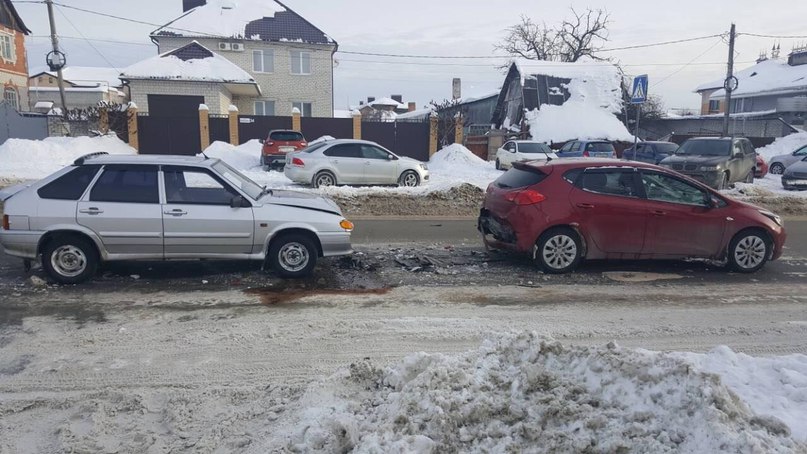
left=152, top=0, right=334, bottom=44
left=396, top=107, right=433, bottom=120
left=369, top=97, right=404, bottom=108
left=697, top=59, right=807, bottom=98
left=120, top=41, right=258, bottom=87
left=30, top=66, right=123, bottom=88
left=333, top=109, right=353, bottom=118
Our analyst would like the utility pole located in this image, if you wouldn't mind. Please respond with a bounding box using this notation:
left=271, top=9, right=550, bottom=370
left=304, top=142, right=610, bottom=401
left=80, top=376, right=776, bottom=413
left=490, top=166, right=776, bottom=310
left=722, top=23, right=736, bottom=137
left=45, top=0, right=68, bottom=120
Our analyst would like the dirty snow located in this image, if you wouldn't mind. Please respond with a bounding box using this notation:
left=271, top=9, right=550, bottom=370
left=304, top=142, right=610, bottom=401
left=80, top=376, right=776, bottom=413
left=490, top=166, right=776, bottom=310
left=275, top=333, right=805, bottom=452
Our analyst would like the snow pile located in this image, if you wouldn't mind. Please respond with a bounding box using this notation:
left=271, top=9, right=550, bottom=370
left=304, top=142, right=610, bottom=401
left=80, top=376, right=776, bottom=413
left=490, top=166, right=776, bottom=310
left=514, top=58, right=634, bottom=143
left=756, top=132, right=807, bottom=161
left=427, top=144, right=500, bottom=191
left=201, top=140, right=290, bottom=188
left=154, top=0, right=287, bottom=40
left=0, top=135, right=136, bottom=180
left=277, top=333, right=804, bottom=453
left=121, top=42, right=256, bottom=84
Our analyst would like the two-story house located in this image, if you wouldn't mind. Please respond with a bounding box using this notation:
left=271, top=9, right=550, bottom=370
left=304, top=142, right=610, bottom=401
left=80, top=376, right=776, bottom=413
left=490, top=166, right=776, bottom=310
left=0, top=0, right=30, bottom=111
left=138, top=0, right=336, bottom=117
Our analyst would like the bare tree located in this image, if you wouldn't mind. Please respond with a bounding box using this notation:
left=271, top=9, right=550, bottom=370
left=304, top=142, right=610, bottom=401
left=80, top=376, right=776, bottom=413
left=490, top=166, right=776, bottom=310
left=496, top=8, right=611, bottom=62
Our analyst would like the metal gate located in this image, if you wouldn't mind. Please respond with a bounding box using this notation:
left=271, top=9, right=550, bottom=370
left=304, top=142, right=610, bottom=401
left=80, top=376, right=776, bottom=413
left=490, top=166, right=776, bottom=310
left=138, top=95, right=203, bottom=155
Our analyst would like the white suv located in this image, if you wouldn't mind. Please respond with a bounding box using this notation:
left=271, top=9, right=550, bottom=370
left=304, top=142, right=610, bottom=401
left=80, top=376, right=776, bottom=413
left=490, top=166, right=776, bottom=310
left=284, top=139, right=429, bottom=188
left=0, top=153, right=354, bottom=283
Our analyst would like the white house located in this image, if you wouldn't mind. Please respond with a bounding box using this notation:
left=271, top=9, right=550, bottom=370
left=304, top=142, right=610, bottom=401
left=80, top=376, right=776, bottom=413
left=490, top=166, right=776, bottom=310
left=144, top=0, right=337, bottom=117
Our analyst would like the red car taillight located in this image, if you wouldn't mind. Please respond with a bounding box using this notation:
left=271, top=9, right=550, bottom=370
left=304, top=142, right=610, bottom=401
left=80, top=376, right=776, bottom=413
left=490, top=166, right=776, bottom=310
left=583, top=150, right=590, bottom=157
left=2, top=215, right=9, bottom=230
left=291, top=157, right=305, bottom=167
left=505, top=190, right=546, bottom=205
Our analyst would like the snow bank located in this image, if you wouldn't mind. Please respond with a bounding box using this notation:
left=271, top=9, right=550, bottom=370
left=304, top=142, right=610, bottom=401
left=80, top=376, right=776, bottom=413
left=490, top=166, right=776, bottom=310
left=527, top=102, right=635, bottom=143
left=277, top=333, right=804, bottom=452
left=0, top=135, right=136, bottom=180
left=756, top=132, right=807, bottom=161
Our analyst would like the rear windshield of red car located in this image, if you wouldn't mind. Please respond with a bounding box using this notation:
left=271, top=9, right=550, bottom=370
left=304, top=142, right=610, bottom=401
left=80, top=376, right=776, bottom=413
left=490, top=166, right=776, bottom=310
left=494, top=166, right=547, bottom=189
left=269, top=131, right=305, bottom=141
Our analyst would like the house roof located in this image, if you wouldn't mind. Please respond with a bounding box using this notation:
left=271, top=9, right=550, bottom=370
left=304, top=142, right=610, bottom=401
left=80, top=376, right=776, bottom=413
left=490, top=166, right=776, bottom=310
left=30, top=66, right=124, bottom=89
left=698, top=58, right=807, bottom=99
left=151, top=0, right=334, bottom=45
left=120, top=41, right=261, bottom=96
left=1, top=0, right=31, bottom=34
left=369, top=97, right=404, bottom=108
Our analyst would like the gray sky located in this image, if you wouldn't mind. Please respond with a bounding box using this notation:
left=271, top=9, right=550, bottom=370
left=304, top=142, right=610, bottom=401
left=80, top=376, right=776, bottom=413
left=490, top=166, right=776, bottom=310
left=14, top=0, right=807, bottom=111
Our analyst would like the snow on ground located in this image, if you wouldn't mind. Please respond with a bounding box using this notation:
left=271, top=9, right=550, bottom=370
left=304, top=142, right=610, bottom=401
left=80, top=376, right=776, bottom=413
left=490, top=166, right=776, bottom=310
left=274, top=332, right=805, bottom=452
left=0, top=135, right=135, bottom=180
left=757, top=132, right=807, bottom=162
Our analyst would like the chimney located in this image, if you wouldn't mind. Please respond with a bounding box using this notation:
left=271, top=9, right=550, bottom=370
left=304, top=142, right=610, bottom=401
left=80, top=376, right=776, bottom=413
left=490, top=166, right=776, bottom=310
left=788, top=45, right=807, bottom=66
left=452, top=78, right=461, bottom=100
left=183, top=0, right=206, bottom=12
left=408, top=102, right=416, bottom=112
left=391, top=94, right=403, bottom=104
left=367, top=96, right=375, bottom=104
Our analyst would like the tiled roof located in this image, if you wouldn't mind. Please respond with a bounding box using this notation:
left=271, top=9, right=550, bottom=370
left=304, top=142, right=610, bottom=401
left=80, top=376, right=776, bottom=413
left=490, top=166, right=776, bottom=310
left=244, top=10, right=332, bottom=44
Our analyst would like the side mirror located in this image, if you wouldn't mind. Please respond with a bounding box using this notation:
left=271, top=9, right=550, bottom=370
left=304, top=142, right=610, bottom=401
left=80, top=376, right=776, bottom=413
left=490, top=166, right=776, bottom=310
left=230, top=195, right=249, bottom=208
left=703, top=194, right=717, bottom=209
left=259, top=139, right=265, bottom=144
left=387, top=154, right=394, bottom=160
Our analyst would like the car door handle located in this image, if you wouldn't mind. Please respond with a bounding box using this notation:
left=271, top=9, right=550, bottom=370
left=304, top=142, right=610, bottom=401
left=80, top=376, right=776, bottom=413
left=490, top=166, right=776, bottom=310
left=79, top=207, right=103, bottom=215
left=164, top=209, right=187, bottom=216
left=652, top=210, right=667, bottom=216
left=576, top=203, right=595, bottom=209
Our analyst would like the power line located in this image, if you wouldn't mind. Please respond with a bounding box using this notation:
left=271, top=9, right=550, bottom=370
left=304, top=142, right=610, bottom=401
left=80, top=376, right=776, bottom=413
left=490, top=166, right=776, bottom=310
left=29, top=35, right=154, bottom=47
left=654, top=38, right=725, bottom=88
left=600, top=34, right=726, bottom=52
left=55, top=6, right=119, bottom=71
left=739, top=32, right=807, bottom=39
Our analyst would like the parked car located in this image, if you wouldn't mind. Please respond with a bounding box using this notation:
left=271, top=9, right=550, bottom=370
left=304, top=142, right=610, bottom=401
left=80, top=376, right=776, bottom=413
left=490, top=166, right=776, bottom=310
left=478, top=159, right=785, bottom=274
left=556, top=140, right=616, bottom=159
left=658, top=137, right=756, bottom=189
left=261, top=130, right=307, bottom=171
left=495, top=140, right=558, bottom=170
left=755, top=154, right=769, bottom=178
left=768, top=143, right=807, bottom=175
left=284, top=139, right=429, bottom=188
left=0, top=153, right=354, bottom=284
left=782, top=156, right=807, bottom=190
left=622, top=141, right=678, bottom=164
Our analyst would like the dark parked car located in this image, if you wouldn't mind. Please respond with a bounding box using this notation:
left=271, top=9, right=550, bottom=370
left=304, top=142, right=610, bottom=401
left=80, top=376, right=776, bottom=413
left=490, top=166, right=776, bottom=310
left=478, top=159, right=786, bottom=274
left=260, top=130, right=307, bottom=171
left=622, top=141, right=678, bottom=164
left=782, top=156, right=807, bottom=190
left=659, top=137, right=757, bottom=189
left=556, top=140, right=616, bottom=159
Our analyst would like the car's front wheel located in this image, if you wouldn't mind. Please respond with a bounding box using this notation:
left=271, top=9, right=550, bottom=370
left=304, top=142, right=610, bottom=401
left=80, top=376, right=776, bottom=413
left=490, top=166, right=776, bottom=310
left=535, top=227, right=582, bottom=274
left=398, top=170, right=420, bottom=187
left=727, top=230, right=770, bottom=273
left=312, top=171, right=336, bottom=188
left=268, top=234, right=318, bottom=278
left=495, top=159, right=502, bottom=170
left=41, top=235, right=99, bottom=284
left=769, top=163, right=785, bottom=175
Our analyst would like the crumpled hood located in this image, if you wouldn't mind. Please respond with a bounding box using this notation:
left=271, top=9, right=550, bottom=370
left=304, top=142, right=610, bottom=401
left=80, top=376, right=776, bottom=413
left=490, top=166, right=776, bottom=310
left=0, top=182, right=32, bottom=202
left=662, top=155, right=728, bottom=166
left=262, top=189, right=343, bottom=215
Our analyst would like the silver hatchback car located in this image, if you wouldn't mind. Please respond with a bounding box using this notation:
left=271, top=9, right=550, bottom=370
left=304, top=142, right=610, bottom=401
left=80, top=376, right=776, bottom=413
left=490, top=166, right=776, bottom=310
left=284, top=139, right=429, bottom=188
left=0, top=153, right=354, bottom=283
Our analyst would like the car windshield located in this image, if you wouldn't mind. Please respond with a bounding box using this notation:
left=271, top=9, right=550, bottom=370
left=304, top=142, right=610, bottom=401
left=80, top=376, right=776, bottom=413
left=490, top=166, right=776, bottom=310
left=269, top=131, right=304, bottom=141
left=675, top=139, right=731, bottom=156
left=587, top=142, right=615, bottom=152
left=212, top=161, right=264, bottom=199
left=517, top=142, right=552, bottom=153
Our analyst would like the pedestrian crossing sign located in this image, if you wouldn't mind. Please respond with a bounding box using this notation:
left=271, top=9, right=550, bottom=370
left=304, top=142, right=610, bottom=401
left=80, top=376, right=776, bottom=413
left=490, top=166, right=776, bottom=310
left=631, top=74, right=648, bottom=104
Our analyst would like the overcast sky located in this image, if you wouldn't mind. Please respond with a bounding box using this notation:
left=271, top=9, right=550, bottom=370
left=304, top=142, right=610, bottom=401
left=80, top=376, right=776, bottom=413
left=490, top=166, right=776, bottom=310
left=13, top=0, right=807, bottom=112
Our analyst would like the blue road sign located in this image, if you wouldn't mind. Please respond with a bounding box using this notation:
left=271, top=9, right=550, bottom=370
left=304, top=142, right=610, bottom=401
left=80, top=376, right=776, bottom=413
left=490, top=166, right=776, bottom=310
left=630, top=74, right=648, bottom=104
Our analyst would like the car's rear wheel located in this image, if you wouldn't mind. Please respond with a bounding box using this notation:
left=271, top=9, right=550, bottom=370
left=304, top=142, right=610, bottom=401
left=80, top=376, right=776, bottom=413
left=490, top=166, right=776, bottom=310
left=268, top=234, right=317, bottom=278
left=727, top=230, right=770, bottom=273
left=745, top=169, right=754, bottom=183
left=495, top=159, right=501, bottom=170
left=535, top=227, right=582, bottom=274
left=312, top=171, right=336, bottom=188
left=41, top=235, right=98, bottom=284
left=398, top=170, right=420, bottom=187
left=769, top=163, right=785, bottom=175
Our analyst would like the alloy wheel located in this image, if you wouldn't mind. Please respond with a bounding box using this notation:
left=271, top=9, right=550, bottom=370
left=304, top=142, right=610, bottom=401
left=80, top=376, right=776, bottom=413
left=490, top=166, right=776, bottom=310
left=733, top=235, right=766, bottom=270
left=542, top=234, right=578, bottom=270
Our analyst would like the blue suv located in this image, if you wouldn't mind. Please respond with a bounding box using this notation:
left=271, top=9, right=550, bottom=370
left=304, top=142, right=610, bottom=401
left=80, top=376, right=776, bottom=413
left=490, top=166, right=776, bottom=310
left=556, top=140, right=616, bottom=158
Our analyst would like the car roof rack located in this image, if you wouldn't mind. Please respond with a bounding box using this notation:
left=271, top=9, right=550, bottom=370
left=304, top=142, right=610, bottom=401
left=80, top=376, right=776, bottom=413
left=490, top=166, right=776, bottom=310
left=73, top=152, right=109, bottom=165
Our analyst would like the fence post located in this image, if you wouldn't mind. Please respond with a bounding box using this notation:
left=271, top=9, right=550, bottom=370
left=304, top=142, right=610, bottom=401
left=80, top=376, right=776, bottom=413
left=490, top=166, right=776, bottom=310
left=352, top=110, right=362, bottom=140
left=292, top=107, right=301, bottom=132
left=127, top=102, right=139, bottom=153
left=228, top=104, right=239, bottom=145
left=99, top=104, right=109, bottom=134
left=199, top=104, right=210, bottom=152
left=429, top=112, right=438, bottom=157
left=454, top=113, right=464, bottom=145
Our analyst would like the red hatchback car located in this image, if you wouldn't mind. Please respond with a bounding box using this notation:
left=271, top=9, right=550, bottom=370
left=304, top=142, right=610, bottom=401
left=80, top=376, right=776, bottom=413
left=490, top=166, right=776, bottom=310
left=261, top=130, right=307, bottom=171
left=478, top=159, right=786, bottom=273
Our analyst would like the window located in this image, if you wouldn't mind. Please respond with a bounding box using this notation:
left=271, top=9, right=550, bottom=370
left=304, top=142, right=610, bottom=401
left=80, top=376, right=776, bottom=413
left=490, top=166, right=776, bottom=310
left=164, top=168, right=240, bottom=205
left=708, top=100, right=720, bottom=113
left=323, top=144, right=361, bottom=158
left=0, top=34, right=13, bottom=61
left=516, top=142, right=551, bottom=154
left=254, top=100, right=275, bottom=116
left=252, top=49, right=274, bottom=73
left=640, top=171, right=708, bottom=206
left=571, top=142, right=582, bottom=152
left=292, top=101, right=312, bottom=117
left=795, top=146, right=807, bottom=156
left=290, top=50, right=311, bottom=74
left=37, top=165, right=100, bottom=200
left=578, top=170, right=638, bottom=197
left=3, top=87, right=18, bottom=110
left=494, top=167, right=547, bottom=189
left=361, top=145, right=391, bottom=160
left=90, top=166, right=159, bottom=204
left=559, top=142, right=573, bottom=152
left=269, top=131, right=304, bottom=141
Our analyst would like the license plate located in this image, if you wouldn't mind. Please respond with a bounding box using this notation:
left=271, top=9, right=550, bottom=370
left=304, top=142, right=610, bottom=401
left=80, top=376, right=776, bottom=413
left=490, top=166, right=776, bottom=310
left=786, top=180, right=807, bottom=185
left=280, top=146, right=295, bottom=152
